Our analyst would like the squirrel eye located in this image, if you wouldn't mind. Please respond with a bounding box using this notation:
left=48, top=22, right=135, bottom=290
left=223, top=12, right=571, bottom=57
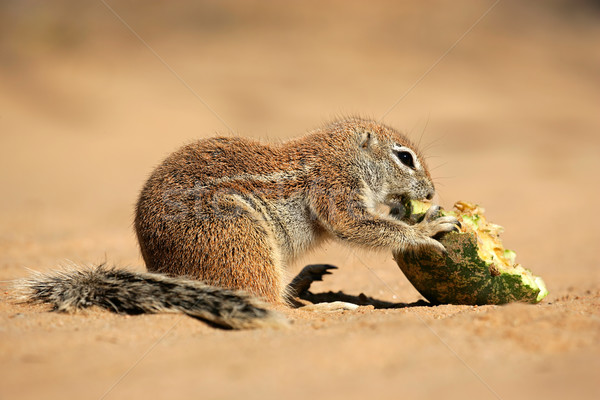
left=396, top=151, right=415, bottom=169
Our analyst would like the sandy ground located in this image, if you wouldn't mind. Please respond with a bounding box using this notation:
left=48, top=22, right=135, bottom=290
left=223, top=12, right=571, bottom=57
left=1, top=1, right=599, bottom=399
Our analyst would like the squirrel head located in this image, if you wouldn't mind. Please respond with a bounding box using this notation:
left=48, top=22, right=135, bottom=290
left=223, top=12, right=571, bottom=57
left=342, top=118, right=436, bottom=205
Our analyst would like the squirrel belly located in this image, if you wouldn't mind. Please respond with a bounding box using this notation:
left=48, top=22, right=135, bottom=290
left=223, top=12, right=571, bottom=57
left=16, top=117, right=459, bottom=329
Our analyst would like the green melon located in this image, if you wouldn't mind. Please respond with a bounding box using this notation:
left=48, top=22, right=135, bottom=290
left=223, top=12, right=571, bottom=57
left=393, top=200, right=548, bottom=305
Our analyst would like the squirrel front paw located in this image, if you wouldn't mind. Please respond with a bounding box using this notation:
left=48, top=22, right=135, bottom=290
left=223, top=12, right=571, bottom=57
left=412, top=205, right=460, bottom=252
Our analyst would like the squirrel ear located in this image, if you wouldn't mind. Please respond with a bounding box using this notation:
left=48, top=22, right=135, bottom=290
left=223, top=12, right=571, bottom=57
left=360, top=131, right=376, bottom=149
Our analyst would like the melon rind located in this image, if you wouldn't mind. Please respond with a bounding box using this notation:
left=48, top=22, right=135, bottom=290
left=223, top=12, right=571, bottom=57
left=393, top=201, right=548, bottom=305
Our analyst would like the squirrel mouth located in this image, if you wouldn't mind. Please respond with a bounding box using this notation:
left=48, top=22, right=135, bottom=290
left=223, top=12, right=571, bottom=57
left=384, top=193, right=409, bottom=206
left=386, top=194, right=433, bottom=220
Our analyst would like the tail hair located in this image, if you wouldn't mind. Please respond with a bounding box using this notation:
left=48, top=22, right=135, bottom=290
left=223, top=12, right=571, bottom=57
left=15, top=264, right=287, bottom=330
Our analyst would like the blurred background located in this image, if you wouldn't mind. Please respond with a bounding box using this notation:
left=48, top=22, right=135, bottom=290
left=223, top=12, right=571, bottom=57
left=1, top=1, right=599, bottom=400
left=1, top=0, right=598, bottom=293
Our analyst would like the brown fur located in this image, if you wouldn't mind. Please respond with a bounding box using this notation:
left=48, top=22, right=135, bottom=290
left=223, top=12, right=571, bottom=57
left=134, top=117, right=457, bottom=303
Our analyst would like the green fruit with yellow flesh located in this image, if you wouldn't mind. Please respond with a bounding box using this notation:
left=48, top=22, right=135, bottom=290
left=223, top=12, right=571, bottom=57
left=393, top=200, right=548, bottom=305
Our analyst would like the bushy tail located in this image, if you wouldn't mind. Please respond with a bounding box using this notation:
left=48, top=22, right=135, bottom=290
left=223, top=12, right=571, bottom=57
left=15, top=265, right=287, bottom=329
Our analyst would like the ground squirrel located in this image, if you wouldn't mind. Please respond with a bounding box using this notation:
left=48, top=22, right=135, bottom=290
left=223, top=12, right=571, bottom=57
left=17, top=117, right=459, bottom=329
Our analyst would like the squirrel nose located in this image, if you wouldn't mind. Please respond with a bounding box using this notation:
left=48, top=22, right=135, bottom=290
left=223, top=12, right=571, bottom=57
left=425, top=191, right=434, bottom=201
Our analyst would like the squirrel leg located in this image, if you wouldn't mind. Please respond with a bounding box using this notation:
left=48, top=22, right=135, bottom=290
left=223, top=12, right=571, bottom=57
left=286, top=265, right=359, bottom=312
left=201, top=208, right=287, bottom=303
left=307, top=183, right=460, bottom=253
left=286, top=264, right=338, bottom=297
left=144, top=195, right=287, bottom=303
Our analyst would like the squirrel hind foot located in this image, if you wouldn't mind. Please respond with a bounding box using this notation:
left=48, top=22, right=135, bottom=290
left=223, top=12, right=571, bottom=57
left=286, top=264, right=338, bottom=298
left=14, top=264, right=288, bottom=330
